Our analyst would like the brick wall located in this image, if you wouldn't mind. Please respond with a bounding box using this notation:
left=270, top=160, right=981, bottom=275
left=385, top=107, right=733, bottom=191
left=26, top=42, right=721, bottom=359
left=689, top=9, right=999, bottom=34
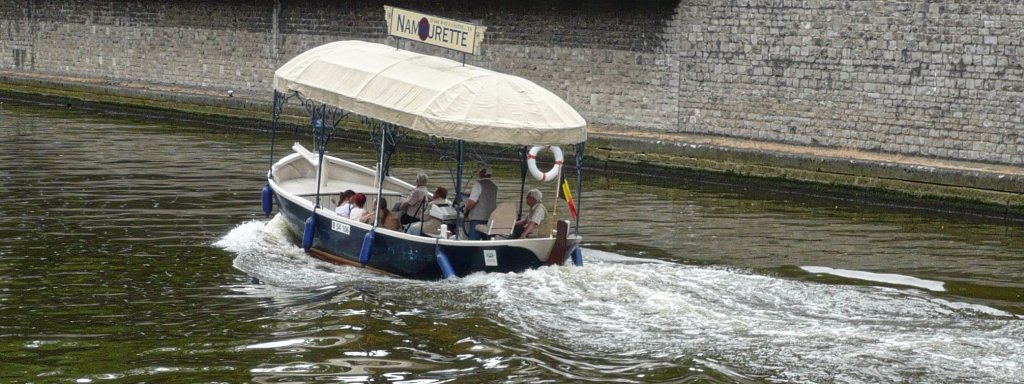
left=0, top=0, right=1020, bottom=165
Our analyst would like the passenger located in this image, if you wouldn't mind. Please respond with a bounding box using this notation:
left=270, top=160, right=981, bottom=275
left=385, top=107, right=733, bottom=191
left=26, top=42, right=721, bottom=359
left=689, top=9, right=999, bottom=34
left=406, top=186, right=452, bottom=236
left=361, top=197, right=401, bottom=230
left=335, top=189, right=356, bottom=217
left=399, top=172, right=430, bottom=226
left=348, top=193, right=367, bottom=221
left=514, top=188, right=546, bottom=239
left=463, top=166, right=497, bottom=240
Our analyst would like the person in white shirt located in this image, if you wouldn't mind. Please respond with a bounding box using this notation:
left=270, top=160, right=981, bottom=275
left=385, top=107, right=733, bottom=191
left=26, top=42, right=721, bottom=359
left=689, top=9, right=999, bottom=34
left=348, top=193, right=367, bottom=221
left=335, top=189, right=355, bottom=217
left=515, top=188, right=546, bottom=239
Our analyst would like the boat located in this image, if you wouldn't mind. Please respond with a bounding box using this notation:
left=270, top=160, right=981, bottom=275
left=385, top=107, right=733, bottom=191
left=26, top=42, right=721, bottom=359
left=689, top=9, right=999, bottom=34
left=260, top=40, right=587, bottom=279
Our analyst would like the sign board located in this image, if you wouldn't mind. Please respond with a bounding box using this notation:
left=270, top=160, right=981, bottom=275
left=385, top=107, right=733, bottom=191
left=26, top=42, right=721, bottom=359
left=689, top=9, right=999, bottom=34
left=331, top=221, right=350, bottom=235
left=483, top=249, right=498, bottom=266
left=384, top=6, right=486, bottom=55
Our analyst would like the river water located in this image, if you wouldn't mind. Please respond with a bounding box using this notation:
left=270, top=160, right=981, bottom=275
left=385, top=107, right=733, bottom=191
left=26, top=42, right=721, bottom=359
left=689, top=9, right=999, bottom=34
left=1, top=100, right=1022, bottom=383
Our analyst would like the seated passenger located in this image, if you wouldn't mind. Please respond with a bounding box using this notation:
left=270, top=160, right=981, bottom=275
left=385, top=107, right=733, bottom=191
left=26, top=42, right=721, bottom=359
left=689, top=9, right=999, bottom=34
left=399, top=172, right=430, bottom=226
left=514, top=188, right=546, bottom=239
left=464, top=166, right=497, bottom=240
left=348, top=193, right=367, bottom=221
left=335, top=189, right=356, bottom=217
left=406, top=186, right=453, bottom=236
left=360, top=197, right=401, bottom=230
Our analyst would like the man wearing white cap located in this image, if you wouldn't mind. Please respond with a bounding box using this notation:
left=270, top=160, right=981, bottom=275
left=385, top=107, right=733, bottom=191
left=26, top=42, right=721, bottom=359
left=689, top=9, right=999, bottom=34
left=463, top=166, right=497, bottom=240
left=515, top=188, right=546, bottom=239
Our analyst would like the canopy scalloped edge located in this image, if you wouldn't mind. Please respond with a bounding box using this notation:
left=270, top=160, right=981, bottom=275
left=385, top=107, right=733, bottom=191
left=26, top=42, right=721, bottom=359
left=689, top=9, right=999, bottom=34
left=273, top=40, right=587, bottom=146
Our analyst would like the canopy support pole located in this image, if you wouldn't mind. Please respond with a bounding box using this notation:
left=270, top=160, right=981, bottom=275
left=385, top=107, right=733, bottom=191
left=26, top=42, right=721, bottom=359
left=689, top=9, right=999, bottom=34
left=360, top=121, right=391, bottom=266
left=301, top=102, right=339, bottom=252
left=372, top=123, right=389, bottom=229
left=454, top=140, right=465, bottom=240
left=269, top=90, right=285, bottom=169
left=517, top=146, right=528, bottom=219
left=310, top=104, right=337, bottom=209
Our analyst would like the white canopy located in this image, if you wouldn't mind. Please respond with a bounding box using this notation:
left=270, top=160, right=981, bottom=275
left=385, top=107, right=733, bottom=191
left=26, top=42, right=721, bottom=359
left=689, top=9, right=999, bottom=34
left=274, top=40, right=587, bottom=145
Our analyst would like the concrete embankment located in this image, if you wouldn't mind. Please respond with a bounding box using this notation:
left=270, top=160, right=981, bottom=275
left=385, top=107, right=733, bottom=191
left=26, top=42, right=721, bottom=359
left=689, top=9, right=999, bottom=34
left=2, top=71, right=1022, bottom=221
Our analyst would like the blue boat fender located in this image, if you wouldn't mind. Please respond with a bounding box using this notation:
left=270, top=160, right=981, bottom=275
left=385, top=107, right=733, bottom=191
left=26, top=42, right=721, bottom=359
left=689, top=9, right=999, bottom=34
left=571, top=246, right=583, bottom=267
left=435, top=246, right=456, bottom=279
left=358, top=230, right=376, bottom=265
left=261, top=183, right=273, bottom=217
left=302, top=215, right=317, bottom=252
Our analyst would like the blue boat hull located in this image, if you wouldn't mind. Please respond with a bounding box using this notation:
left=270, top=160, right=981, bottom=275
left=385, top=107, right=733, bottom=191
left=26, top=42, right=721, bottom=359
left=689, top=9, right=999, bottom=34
left=274, top=192, right=575, bottom=280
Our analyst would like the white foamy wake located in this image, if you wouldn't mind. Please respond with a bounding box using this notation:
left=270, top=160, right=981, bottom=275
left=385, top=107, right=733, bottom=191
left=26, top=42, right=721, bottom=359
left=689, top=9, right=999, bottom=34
left=801, top=265, right=946, bottom=292
left=214, top=215, right=381, bottom=289
left=216, top=219, right=1024, bottom=383
left=456, top=250, right=1023, bottom=383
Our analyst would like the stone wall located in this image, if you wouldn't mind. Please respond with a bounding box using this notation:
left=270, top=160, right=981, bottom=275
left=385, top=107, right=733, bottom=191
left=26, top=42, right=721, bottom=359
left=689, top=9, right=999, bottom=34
left=0, top=0, right=1021, bottom=165
left=0, top=3, right=32, bottom=70
left=676, top=0, right=1024, bottom=165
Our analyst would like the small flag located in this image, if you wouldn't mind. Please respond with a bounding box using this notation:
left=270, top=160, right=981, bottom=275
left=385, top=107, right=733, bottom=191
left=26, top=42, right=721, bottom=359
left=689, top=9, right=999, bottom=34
left=560, top=177, right=578, bottom=220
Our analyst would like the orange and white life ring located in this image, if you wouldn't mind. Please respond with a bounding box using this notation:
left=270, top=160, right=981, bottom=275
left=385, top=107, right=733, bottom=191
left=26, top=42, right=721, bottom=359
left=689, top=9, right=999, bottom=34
left=527, top=145, right=563, bottom=183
